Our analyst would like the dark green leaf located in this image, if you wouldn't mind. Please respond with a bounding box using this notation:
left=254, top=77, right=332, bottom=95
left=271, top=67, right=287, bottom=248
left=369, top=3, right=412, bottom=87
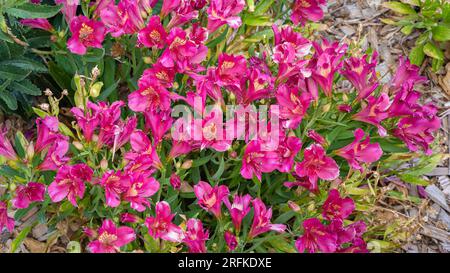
left=5, top=4, right=62, bottom=19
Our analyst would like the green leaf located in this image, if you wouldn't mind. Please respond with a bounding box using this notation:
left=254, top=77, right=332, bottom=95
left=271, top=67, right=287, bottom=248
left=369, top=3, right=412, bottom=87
left=409, top=45, right=425, bottom=66
left=212, top=156, right=225, bottom=181
left=10, top=226, right=32, bottom=253
left=0, top=59, right=47, bottom=73
left=383, top=2, right=417, bottom=15
left=14, top=131, right=27, bottom=159
left=5, top=4, right=62, bottom=19
left=244, top=29, right=274, bottom=43
left=242, top=14, right=272, bottom=26
left=0, top=90, right=18, bottom=110
left=32, top=107, right=48, bottom=118
left=0, top=64, right=30, bottom=80
left=254, top=0, right=274, bottom=15
left=423, top=42, right=444, bottom=60
left=206, top=26, right=229, bottom=48
left=399, top=174, right=430, bottom=186
left=432, top=25, right=450, bottom=42
left=401, top=25, right=415, bottom=35
left=0, top=30, right=13, bottom=43
left=9, top=79, right=41, bottom=96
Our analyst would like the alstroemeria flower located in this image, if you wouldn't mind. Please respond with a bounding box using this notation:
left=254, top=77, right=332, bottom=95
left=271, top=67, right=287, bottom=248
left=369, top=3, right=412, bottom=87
left=336, top=128, right=383, bottom=171
left=307, top=130, right=327, bottom=146
left=194, top=181, right=229, bottom=218
left=38, top=139, right=70, bottom=171
left=98, top=0, right=145, bottom=37
left=341, top=53, right=379, bottom=101
left=322, top=189, right=355, bottom=221
left=224, top=194, right=252, bottom=233
left=328, top=219, right=368, bottom=252
left=224, top=231, right=238, bottom=251
left=56, top=0, right=79, bottom=24
left=67, top=16, right=106, bottom=55
left=120, top=213, right=140, bottom=224
left=20, top=18, right=54, bottom=32
left=100, top=171, right=129, bottom=208
left=291, top=144, right=339, bottom=192
left=123, top=173, right=160, bottom=212
left=145, top=109, right=174, bottom=145
left=295, top=218, right=337, bottom=253
left=35, top=116, right=62, bottom=152
left=241, top=140, right=280, bottom=181
left=207, top=0, right=245, bottom=32
left=12, top=182, right=46, bottom=209
left=166, top=0, right=200, bottom=29
left=291, top=0, right=327, bottom=26
left=272, top=25, right=312, bottom=64
left=0, top=127, right=17, bottom=160
left=88, top=219, right=136, bottom=253
left=276, top=136, right=302, bottom=173
left=128, top=78, right=171, bottom=113
left=276, top=84, right=311, bottom=129
left=182, top=218, right=209, bottom=253
left=216, top=53, right=248, bottom=88
left=393, top=104, right=440, bottom=155
left=170, top=174, right=182, bottom=190
left=125, top=130, right=162, bottom=172
left=353, top=93, right=391, bottom=137
left=138, top=16, right=167, bottom=49
left=145, top=201, right=184, bottom=242
left=71, top=103, right=99, bottom=142
left=391, top=57, right=427, bottom=92
left=0, top=201, right=15, bottom=232
left=249, top=198, right=286, bottom=239
left=48, top=163, right=93, bottom=206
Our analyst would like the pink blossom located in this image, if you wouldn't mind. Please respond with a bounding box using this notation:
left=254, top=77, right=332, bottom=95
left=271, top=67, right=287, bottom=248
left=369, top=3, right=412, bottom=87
left=122, top=173, right=160, bottom=212
left=166, top=0, right=200, bottom=29
left=291, top=0, right=327, bottom=26
left=0, top=127, right=17, bottom=160
left=140, top=62, right=176, bottom=88
left=295, top=218, right=337, bottom=253
left=35, top=116, right=61, bottom=152
left=216, top=53, right=247, bottom=88
left=145, top=201, right=184, bottom=242
left=276, top=136, right=302, bottom=173
left=224, top=194, right=252, bottom=233
left=249, top=198, right=286, bottom=239
left=55, top=0, right=79, bottom=24
left=336, top=128, right=383, bottom=171
left=170, top=174, right=182, bottom=190
left=290, top=144, right=339, bottom=192
left=194, top=181, right=229, bottom=218
left=391, top=57, right=427, bottom=92
left=20, top=19, right=54, bottom=32
left=338, top=104, right=352, bottom=113
left=0, top=201, right=14, bottom=232
left=88, top=219, right=136, bottom=253
left=71, top=103, right=99, bottom=142
left=353, top=93, right=391, bottom=137
left=161, top=0, right=181, bottom=16
left=207, top=0, right=245, bottom=32
left=272, top=25, right=312, bottom=64
left=224, top=231, right=238, bottom=251
left=322, top=189, right=355, bottom=221
left=144, top=109, right=173, bottom=144
left=100, top=171, right=129, bottom=208
left=120, top=213, right=140, bottom=224
left=276, top=84, right=311, bottom=129
left=307, top=130, right=327, bottom=146
left=183, top=218, right=209, bottom=253
left=38, top=139, right=70, bottom=171
left=240, top=140, right=279, bottom=181
left=128, top=79, right=171, bottom=113
left=341, top=53, right=379, bottom=100
left=138, top=16, right=167, bottom=49
left=12, top=182, right=45, bottom=209
left=67, top=16, right=106, bottom=55
left=48, top=163, right=93, bottom=206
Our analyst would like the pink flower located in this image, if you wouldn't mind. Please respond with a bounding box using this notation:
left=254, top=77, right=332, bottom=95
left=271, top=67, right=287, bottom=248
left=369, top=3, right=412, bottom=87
left=328, top=219, right=368, bottom=252
left=341, top=53, right=379, bottom=100
left=291, top=0, right=327, bottom=26
left=194, top=181, right=229, bottom=218
left=0, top=127, right=17, bottom=160
left=307, top=130, right=327, bottom=146
left=12, top=182, right=46, bottom=209
left=276, top=84, right=311, bottom=129
left=224, top=231, right=238, bottom=251
left=145, top=201, right=184, bottom=242
left=35, top=116, right=62, bottom=152
left=241, top=140, right=279, bottom=181
left=125, top=130, right=162, bottom=171
left=0, top=201, right=15, bottom=232
left=170, top=174, right=182, bottom=190
left=183, top=218, right=209, bottom=253
left=338, top=104, right=352, bottom=113
left=144, top=109, right=173, bottom=145
left=38, top=139, right=70, bottom=171
left=20, top=19, right=54, bottom=32
left=322, top=189, right=355, bottom=221
left=393, top=104, right=440, bottom=155
left=55, top=0, right=79, bottom=24
left=128, top=79, right=171, bottom=113
left=295, top=218, right=337, bottom=253
left=272, top=25, right=312, bottom=64
left=276, top=136, right=302, bottom=173
left=216, top=53, right=247, bottom=88
left=207, top=0, right=245, bottom=32
left=391, top=57, right=427, bottom=92
left=71, top=103, right=99, bottom=142
left=67, top=16, right=106, bottom=55
left=249, top=198, right=286, bottom=239
left=88, top=219, right=136, bottom=253
left=138, top=16, right=167, bottom=49
left=48, top=163, right=93, bottom=206
left=140, top=62, right=176, bottom=88
left=161, top=0, right=181, bottom=16
left=336, top=128, right=383, bottom=171
left=98, top=0, right=145, bottom=36
left=224, top=194, right=252, bottom=233
left=123, top=173, right=160, bottom=212
left=291, top=144, right=339, bottom=192
left=166, top=0, right=200, bottom=29
left=353, top=93, right=391, bottom=137
left=120, top=213, right=140, bottom=224
left=100, top=171, right=129, bottom=208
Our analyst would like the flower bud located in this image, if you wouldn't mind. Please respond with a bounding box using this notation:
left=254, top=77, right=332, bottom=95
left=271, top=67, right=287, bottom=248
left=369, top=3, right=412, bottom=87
left=100, top=158, right=108, bottom=170
left=72, top=141, right=83, bottom=150
left=26, top=141, right=35, bottom=161
left=170, top=174, right=181, bottom=190
left=120, top=213, right=140, bottom=223
left=287, top=201, right=301, bottom=212
left=89, top=82, right=103, bottom=98
left=9, top=182, right=16, bottom=191
left=181, top=160, right=193, bottom=169
left=143, top=56, right=152, bottom=64
left=322, top=103, right=331, bottom=113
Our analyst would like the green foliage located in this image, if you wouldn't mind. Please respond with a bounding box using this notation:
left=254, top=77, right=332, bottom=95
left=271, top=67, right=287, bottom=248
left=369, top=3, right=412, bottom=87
left=382, top=0, right=450, bottom=71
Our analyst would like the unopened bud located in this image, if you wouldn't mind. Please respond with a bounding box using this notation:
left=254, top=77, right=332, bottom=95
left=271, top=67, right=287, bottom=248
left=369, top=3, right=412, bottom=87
left=72, top=141, right=83, bottom=150
left=39, top=103, right=50, bottom=111
left=322, top=103, right=331, bottom=113
left=181, top=160, right=193, bottom=169
left=44, top=88, right=53, bottom=96
left=100, top=158, right=108, bottom=170
left=143, top=57, right=152, bottom=64
left=26, top=141, right=35, bottom=160
left=229, top=151, right=237, bottom=159
left=62, top=89, right=69, bottom=96
left=170, top=174, right=181, bottom=190
left=9, top=182, right=16, bottom=191
left=288, top=201, right=301, bottom=212
left=90, top=82, right=103, bottom=98
left=91, top=66, right=100, bottom=78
